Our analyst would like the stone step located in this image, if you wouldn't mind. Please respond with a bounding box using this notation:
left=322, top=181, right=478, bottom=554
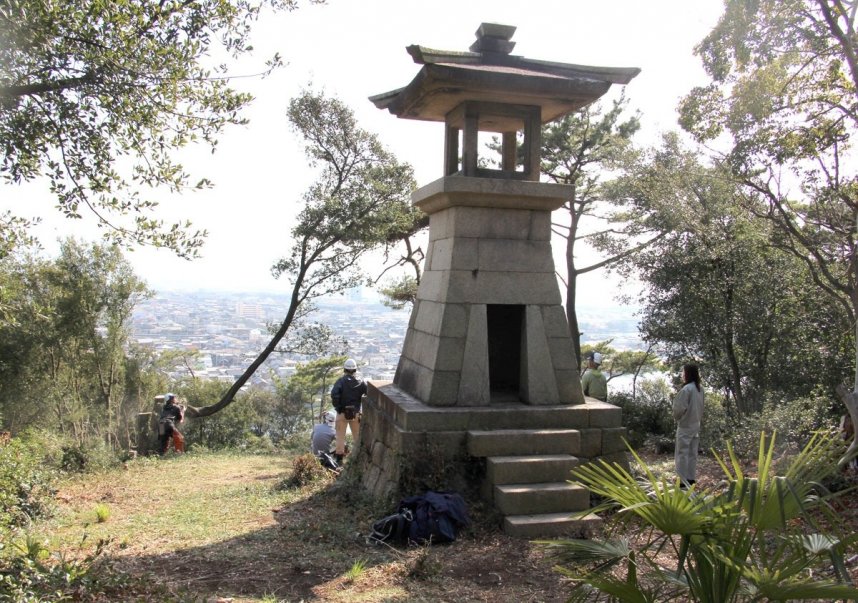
left=504, top=512, right=601, bottom=538
left=494, top=482, right=590, bottom=516
left=487, top=454, right=579, bottom=485
left=468, top=429, right=580, bottom=457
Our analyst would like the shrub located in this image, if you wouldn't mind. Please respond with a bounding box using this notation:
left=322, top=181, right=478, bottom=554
left=0, top=437, right=56, bottom=535
left=94, top=504, right=110, bottom=523
left=725, top=393, right=836, bottom=460
left=609, top=377, right=674, bottom=449
left=240, top=433, right=278, bottom=455
left=0, top=536, right=176, bottom=601
left=698, top=390, right=728, bottom=452
left=278, top=454, right=330, bottom=489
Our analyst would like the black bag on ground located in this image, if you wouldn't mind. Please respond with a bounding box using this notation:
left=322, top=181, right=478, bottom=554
left=399, top=491, right=470, bottom=544
left=369, top=490, right=470, bottom=546
left=317, top=452, right=340, bottom=472
left=369, top=508, right=412, bottom=545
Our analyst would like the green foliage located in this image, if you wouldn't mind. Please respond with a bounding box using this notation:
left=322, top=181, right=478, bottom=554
left=271, top=356, right=345, bottom=441
left=379, top=274, right=418, bottom=310
left=344, top=558, right=368, bottom=582
left=0, top=535, right=171, bottom=602
left=176, top=380, right=257, bottom=450
left=678, top=0, right=858, bottom=392
left=609, top=378, right=675, bottom=449
left=58, top=440, right=118, bottom=474
left=535, top=93, right=651, bottom=360
left=627, top=136, right=851, bottom=413
left=582, top=341, right=662, bottom=388
left=185, top=89, right=419, bottom=419
left=93, top=504, right=110, bottom=524
left=0, top=437, right=56, bottom=536
left=543, top=431, right=858, bottom=602
left=725, top=392, right=839, bottom=461
left=0, top=0, right=305, bottom=256
left=0, top=240, right=151, bottom=450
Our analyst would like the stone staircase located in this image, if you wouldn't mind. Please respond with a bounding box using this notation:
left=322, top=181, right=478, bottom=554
left=468, top=428, right=601, bottom=538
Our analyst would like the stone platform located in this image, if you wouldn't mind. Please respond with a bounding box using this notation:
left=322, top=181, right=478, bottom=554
left=354, top=381, right=628, bottom=536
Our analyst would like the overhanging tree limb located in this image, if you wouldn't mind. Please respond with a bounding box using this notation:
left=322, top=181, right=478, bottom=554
left=184, top=89, right=418, bottom=418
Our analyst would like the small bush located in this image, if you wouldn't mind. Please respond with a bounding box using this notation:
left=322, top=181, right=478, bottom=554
left=344, top=558, right=368, bottom=582
left=240, top=433, right=278, bottom=455
left=94, top=504, right=110, bottom=523
left=725, top=394, right=835, bottom=460
left=0, top=437, right=56, bottom=534
left=279, top=454, right=329, bottom=489
left=609, top=377, right=674, bottom=449
left=0, top=536, right=178, bottom=602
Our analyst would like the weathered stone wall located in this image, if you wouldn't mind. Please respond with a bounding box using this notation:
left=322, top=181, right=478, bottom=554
left=355, top=381, right=629, bottom=504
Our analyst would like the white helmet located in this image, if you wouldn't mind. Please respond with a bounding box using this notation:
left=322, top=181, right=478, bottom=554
left=344, top=358, right=357, bottom=371
left=323, top=410, right=336, bottom=426
left=165, top=393, right=176, bottom=402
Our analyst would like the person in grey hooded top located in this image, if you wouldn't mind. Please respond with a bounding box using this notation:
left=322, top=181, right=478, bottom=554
left=672, top=364, right=704, bottom=488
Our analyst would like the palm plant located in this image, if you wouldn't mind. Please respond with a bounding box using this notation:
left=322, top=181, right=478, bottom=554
left=540, top=432, right=858, bottom=602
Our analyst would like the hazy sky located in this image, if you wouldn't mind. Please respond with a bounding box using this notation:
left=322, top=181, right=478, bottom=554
left=4, top=0, right=725, bottom=302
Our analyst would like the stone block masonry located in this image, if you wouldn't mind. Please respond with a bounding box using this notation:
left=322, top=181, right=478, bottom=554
left=354, top=381, right=628, bottom=504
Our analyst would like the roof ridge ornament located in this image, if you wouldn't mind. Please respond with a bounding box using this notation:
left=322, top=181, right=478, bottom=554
left=469, top=22, right=517, bottom=56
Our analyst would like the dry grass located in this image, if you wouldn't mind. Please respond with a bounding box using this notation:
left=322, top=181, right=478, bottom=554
left=39, top=451, right=569, bottom=602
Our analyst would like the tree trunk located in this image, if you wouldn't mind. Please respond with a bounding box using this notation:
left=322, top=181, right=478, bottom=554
left=184, top=267, right=307, bottom=419
left=565, top=206, right=582, bottom=368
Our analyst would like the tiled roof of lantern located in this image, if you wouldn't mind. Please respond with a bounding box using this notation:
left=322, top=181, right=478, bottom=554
left=370, top=23, right=640, bottom=124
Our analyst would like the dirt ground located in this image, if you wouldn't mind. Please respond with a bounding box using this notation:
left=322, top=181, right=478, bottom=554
left=43, top=450, right=858, bottom=602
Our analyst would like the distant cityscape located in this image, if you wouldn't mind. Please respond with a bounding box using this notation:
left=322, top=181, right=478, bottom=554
left=131, top=289, right=643, bottom=389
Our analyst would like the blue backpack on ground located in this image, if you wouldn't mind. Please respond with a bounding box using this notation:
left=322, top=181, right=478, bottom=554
left=369, top=491, right=470, bottom=546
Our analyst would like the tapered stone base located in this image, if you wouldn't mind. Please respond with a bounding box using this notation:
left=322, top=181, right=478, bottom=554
left=393, top=176, right=585, bottom=407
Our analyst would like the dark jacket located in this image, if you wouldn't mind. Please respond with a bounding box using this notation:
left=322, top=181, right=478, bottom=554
left=160, top=401, right=183, bottom=424
left=330, top=373, right=367, bottom=413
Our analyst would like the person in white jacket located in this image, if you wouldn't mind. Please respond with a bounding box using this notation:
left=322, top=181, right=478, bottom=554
left=672, top=364, right=704, bottom=489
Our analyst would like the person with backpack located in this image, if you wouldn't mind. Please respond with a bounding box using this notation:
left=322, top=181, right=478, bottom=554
left=330, top=358, right=367, bottom=464
left=159, top=393, right=185, bottom=454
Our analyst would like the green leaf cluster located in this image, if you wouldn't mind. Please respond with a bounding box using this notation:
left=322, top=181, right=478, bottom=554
left=0, top=0, right=307, bottom=257
left=544, top=432, right=858, bottom=602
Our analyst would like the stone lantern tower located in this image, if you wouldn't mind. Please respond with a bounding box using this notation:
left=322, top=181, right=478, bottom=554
left=356, top=24, right=639, bottom=537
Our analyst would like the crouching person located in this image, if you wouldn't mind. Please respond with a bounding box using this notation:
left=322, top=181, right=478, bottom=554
left=159, top=393, right=185, bottom=454
left=311, top=410, right=339, bottom=471
left=330, top=358, right=366, bottom=464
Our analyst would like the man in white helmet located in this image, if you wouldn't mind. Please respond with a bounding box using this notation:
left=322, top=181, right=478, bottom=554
left=311, top=410, right=338, bottom=471
left=330, top=358, right=367, bottom=463
left=158, top=393, right=185, bottom=454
